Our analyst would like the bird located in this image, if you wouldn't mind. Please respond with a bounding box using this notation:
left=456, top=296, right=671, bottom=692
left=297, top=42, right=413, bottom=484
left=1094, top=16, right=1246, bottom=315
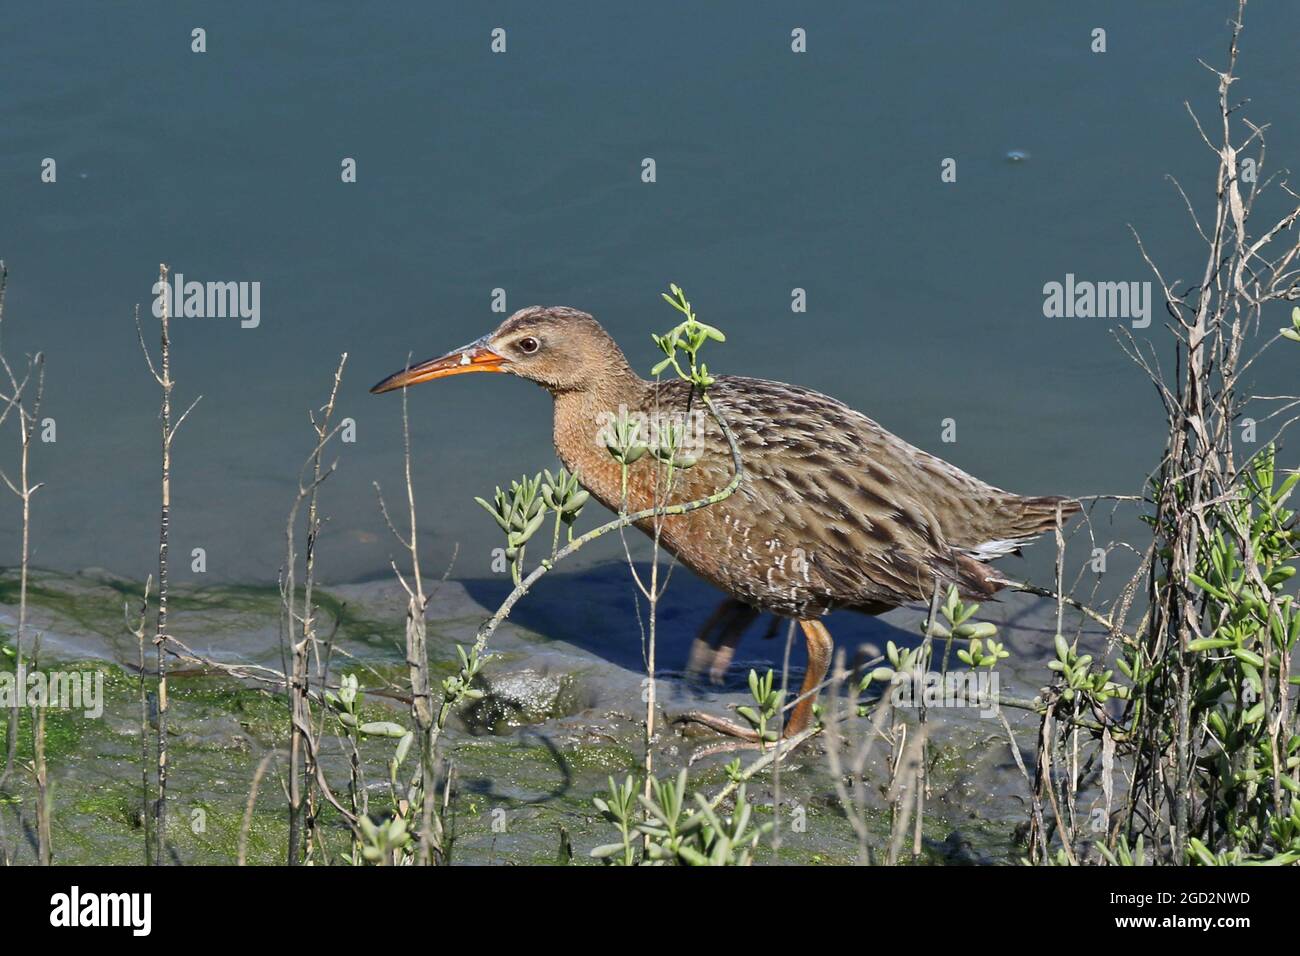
left=683, top=597, right=780, bottom=687
left=372, top=306, right=1079, bottom=743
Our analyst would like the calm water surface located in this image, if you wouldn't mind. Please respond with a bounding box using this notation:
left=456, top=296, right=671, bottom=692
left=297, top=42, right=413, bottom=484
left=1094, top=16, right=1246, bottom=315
left=1, top=1, right=1297, bottom=596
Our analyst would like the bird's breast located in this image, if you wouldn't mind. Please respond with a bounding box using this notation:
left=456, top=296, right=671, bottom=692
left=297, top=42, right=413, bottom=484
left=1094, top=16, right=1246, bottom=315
left=549, top=391, right=838, bottom=617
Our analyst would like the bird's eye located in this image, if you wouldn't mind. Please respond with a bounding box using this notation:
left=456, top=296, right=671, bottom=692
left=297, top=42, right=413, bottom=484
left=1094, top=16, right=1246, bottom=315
left=518, top=336, right=540, bottom=354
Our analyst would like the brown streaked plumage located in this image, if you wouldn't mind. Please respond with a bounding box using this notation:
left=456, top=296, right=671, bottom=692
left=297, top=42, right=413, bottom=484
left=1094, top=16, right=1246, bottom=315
left=372, top=306, right=1079, bottom=743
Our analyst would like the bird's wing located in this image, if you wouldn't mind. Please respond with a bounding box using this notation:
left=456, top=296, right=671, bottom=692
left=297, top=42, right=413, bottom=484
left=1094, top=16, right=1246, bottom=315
left=706, top=376, right=1007, bottom=604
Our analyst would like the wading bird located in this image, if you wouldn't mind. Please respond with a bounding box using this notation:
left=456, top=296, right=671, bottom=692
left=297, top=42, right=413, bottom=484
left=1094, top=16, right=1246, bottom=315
left=372, top=307, right=1078, bottom=742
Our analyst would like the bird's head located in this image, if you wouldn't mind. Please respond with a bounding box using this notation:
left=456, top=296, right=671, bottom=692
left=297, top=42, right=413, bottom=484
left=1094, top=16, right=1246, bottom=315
left=370, top=306, right=632, bottom=396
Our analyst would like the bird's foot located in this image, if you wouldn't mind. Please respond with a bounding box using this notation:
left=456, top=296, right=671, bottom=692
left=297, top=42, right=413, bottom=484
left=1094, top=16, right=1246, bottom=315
left=685, top=598, right=759, bottom=686
left=674, top=710, right=819, bottom=765
left=688, top=738, right=766, bottom=764
left=674, top=710, right=764, bottom=741
left=679, top=619, right=832, bottom=764
left=674, top=711, right=766, bottom=764
left=684, top=639, right=739, bottom=686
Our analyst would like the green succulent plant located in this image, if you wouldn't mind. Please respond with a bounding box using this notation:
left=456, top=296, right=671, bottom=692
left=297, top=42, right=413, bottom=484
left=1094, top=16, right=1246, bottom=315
left=475, top=472, right=548, bottom=583
left=542, top=467, right=589, bottom=551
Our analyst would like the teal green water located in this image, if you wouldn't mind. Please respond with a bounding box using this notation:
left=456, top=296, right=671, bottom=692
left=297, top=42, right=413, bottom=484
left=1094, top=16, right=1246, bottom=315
left=1, top=1, right=1296, bottom=597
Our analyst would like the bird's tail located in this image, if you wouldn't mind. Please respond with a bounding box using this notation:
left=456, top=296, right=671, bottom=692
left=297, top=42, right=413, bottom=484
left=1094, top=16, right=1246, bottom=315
left=951, top=494, right=1081, bottom=597
left=1006, top=494, right=1081, bottom=538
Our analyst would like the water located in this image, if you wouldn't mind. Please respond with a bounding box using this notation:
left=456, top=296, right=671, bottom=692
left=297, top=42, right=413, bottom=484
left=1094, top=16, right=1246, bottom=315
left=1, top=0, right=1297, bottom=595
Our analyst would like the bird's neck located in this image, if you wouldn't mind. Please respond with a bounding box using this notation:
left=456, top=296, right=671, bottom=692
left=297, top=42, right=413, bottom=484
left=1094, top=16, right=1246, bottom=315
left=551, top=369, right=652, bottom=504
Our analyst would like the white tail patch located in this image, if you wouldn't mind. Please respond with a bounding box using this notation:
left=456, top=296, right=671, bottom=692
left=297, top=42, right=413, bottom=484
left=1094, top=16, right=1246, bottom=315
left=964, top=537, right=1031, bottom=561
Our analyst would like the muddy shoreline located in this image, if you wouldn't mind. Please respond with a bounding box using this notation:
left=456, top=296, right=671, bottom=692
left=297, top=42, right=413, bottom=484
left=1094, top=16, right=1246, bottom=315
left=0, top=563, right=1105, bottom=865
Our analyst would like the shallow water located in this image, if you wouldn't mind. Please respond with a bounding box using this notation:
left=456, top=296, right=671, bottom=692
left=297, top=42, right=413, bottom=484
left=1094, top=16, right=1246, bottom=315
left=1, top=1, right=1297, bottom=602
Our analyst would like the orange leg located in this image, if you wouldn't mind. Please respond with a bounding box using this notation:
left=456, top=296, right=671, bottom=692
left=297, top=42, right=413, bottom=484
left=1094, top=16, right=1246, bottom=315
left=784, top=619, right=834, bottom=736
left=686, top=598, right=759, bottom=684
left=676, top=618, right=834, bottom=743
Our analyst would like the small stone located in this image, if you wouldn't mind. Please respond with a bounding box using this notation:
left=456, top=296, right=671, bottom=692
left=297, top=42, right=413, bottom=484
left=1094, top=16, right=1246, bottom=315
left=469, top=667, right=583, bottom=731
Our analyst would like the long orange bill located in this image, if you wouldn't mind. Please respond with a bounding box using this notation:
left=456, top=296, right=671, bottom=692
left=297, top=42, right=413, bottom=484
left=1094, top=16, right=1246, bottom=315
left=370, top=336, right=509, bottom=393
